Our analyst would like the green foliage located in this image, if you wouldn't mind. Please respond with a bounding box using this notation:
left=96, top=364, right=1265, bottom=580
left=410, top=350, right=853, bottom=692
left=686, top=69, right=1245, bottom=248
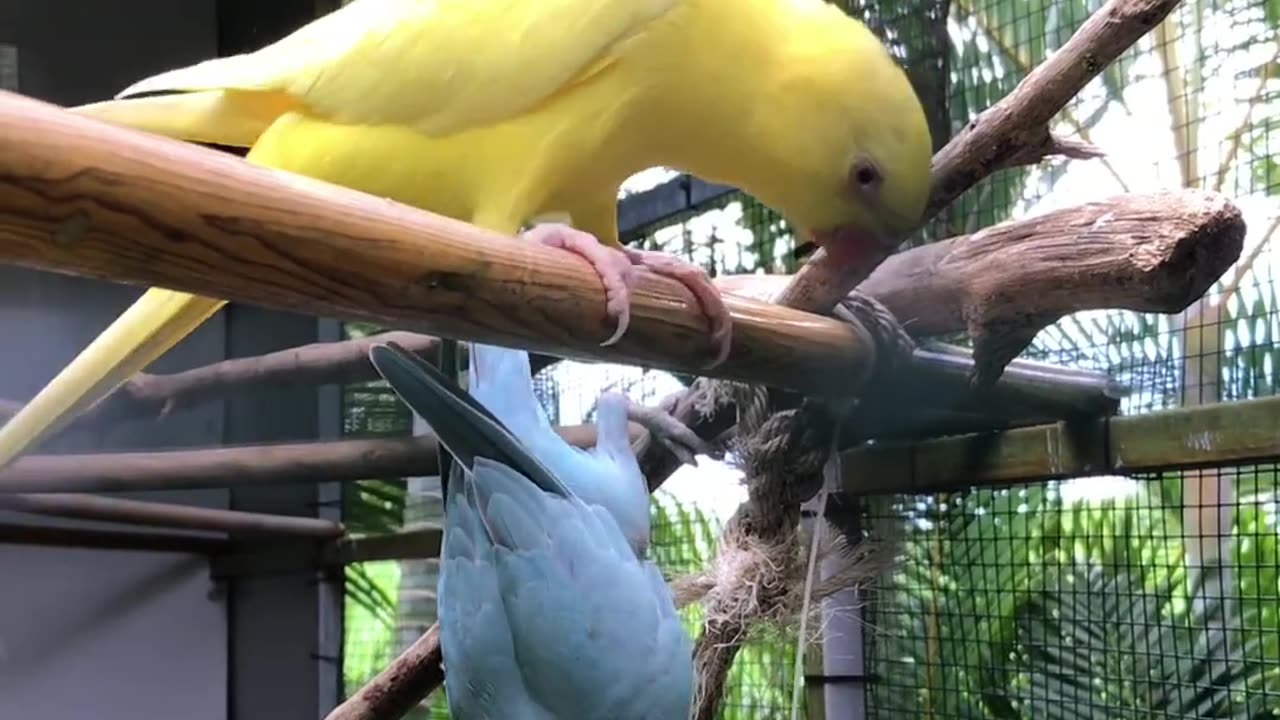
left=343, top=561, right=401, bottom=695
left=868, top=475, right=1280, bottom=720
left=1009, top=562, right=1272, bottom=719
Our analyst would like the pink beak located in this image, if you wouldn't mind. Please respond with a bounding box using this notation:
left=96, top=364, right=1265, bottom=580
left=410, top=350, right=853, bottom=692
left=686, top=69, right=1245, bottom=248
left=808, top=224, right=894, bottom=266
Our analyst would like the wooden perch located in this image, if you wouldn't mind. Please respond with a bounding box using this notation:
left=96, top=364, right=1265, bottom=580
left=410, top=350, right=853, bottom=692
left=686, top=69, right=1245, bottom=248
left=0, top=423, right=640, bottom=494
left=842, top=393, right=1280, bottom=494
left=0, top=493, right=344, bottom=537
left=3, top=188, right=1240, bottom=448
left=0, top=523, right=230, bottom=555
left=0, top=89, right=879, bottom=399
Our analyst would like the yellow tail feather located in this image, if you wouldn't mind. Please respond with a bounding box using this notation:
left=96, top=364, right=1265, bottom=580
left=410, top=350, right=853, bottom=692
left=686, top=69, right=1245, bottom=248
left=72, top=90, right=299, bottom=147
left=0, top=290, right=226, bottom=469
left=0, top=91, right=300, bottom=469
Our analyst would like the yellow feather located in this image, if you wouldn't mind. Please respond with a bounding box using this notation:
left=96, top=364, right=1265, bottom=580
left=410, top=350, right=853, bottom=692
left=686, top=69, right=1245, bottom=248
left=0, top=290, right=223, bottom=468
left=116, top=0, right=681, bottom=137
left=74, top=90, right=299, bottom=147
left=0, top=0, right=932, bottom=470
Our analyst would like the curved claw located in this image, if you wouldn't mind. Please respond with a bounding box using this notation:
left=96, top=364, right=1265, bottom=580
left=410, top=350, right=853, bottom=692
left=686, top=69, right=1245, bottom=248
left=522, top=223, right=637, bottom=348
left=623, top=247, right=732, bottom=370
left=522, top=224, right=733, bottom=369
left=624, top=396, right=720, bottom=467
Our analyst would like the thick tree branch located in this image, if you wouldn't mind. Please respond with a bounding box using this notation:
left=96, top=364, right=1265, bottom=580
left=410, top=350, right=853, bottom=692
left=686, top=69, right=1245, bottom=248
left=718, top=189, right=1245, bottom=388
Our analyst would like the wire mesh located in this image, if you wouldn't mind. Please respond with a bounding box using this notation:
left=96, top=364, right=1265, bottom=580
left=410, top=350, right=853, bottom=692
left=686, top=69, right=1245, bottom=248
left=864, top=466, right=1280, bottom=719
left=859, top=0, right=1280, bottom=717
left=337, top=0, right=1280, bottom=717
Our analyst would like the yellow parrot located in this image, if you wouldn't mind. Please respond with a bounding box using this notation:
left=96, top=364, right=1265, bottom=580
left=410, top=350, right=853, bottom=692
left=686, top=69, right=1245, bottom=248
left=0, top=0, right=932, bottom=467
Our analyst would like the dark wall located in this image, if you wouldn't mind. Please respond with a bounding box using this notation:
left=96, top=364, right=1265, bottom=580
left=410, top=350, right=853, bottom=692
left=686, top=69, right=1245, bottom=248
left=0, top=1, right=340, bottom=718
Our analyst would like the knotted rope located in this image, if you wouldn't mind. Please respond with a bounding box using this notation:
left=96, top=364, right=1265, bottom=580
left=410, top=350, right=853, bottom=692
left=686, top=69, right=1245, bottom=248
left=674, top=292, right=915, bottom=720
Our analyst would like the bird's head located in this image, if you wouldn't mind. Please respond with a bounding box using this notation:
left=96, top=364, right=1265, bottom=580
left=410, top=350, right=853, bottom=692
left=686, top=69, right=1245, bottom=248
left=744, top=6, right=933, bottom=263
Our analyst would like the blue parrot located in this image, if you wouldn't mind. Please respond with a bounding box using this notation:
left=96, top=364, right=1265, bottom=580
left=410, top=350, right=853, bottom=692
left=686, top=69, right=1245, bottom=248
left=367, top=341, right=694, bottom=719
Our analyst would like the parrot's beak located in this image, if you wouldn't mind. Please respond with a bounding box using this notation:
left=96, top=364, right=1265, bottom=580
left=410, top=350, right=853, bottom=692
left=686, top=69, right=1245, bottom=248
left=807, top=223, right=897, bottom=266
left=367, top=341, right=564, bottom=493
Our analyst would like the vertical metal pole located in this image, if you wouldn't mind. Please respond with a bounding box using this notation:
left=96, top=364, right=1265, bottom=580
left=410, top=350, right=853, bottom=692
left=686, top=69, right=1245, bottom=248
left=316, top=317, right=346, bottom=712
left=802, top=479, right=869, bottom=720
left=818, top=491, right=868, bottom=720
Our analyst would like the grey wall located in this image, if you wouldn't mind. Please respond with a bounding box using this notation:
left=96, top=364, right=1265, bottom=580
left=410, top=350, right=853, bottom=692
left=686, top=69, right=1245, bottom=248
left=0, top=2, right=339, bottom=717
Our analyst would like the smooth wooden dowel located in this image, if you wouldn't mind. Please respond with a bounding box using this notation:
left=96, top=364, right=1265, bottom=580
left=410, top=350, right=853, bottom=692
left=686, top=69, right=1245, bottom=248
left=0, top=89, right=875, bottom=398
left=0, top=493, right=344, bottom=537
left=0, top=423, right=636, bottom=494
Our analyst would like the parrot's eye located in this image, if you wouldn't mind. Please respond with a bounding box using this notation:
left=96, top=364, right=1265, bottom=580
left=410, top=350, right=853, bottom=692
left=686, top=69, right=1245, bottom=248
left=851, top=159, right=882, bottom=192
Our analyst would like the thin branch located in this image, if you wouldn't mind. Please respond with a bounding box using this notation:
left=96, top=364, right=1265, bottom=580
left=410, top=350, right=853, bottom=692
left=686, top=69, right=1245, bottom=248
left=953, top=0, right=1131, bottom=190
left=323, top=624, right=444, bottom=720
left=1211, top=43, right=1280, bottom=193
left=0, top=493, right=344, bottom=537
left=0, top=331, right=558, bottom=436
left=998, top=133, right=1106, bottom=172
left=927, top=0, right=1184, bottom=217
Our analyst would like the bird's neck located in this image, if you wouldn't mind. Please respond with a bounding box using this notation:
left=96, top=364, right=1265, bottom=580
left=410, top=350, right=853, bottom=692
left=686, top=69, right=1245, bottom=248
left=630, top=0, right=836, bottom=207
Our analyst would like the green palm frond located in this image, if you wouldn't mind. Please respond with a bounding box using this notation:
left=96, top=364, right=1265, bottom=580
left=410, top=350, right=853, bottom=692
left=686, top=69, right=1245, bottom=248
left=1009, top=562, right=1274, bottom=719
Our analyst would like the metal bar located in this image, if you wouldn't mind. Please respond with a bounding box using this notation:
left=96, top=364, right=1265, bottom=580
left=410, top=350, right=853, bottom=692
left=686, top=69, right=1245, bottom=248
left=617, top=174, right=737, bottom=240
left=0, top=423, right=638, bottom=494
left=0, top=493, right=345, bottom=537
left=326, top=526, right=443, bottom=565
left=209, top=527, right=445, bottom=578
left=314, top=316, right=346, bottom=712
left=0, top=522, right=230, bottom=554
left=842, top=393, right=1280, bottom=495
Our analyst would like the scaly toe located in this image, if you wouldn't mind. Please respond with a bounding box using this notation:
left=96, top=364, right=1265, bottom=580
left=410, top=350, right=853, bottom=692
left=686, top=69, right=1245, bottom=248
left=523, top=223, right=637, bottom=347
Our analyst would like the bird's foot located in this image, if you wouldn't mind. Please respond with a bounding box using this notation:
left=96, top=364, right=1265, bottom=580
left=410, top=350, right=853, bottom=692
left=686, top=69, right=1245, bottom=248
left=523, top=223, right=637, bottom=347
left=523, top=223, right=732, bottom=368
left=625, top=394, right=720, bottom=467
left=622, top=247, right=731, bottom=369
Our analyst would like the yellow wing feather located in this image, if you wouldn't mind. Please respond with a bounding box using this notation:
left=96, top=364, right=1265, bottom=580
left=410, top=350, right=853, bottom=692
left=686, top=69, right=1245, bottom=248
left=115, top=0, right=681, bottom=137
left=74, top=90, right=301, bottom=147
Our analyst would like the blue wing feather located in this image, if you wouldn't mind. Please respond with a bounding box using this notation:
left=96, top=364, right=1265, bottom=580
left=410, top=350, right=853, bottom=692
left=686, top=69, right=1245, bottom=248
left=465, top=457, right=694, bottom=719
left=439, top=466, right=555, bottom=719
left=374, top=340, right=693, bottom=718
